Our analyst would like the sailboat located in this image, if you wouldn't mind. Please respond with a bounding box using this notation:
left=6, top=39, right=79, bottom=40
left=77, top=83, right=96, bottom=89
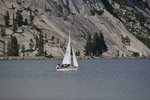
left=56, top=34, right=79, bottom=71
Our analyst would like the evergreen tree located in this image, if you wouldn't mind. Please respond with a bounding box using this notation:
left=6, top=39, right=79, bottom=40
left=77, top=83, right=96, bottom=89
left=84, top=32, right=92, bottom=56
left=84, top=32, right=108, bottom=56
left=12, top=4, right=15, bottom=9
left=45, top=5, right=47, bottom=11
left=44, top=50, right=47, bottom=57
left=35, top=35, right=39, bottom=49
left=7, top=41, right=12, bottom=56
left=29, top=39, right=34, bottom=51
left=24, top=18, right=28, bottom=25
left=92, top=32, right=98, bottom=56
left=4, top=11, right=10, bottom=27
left=16, top=10, right=23, bottom=27
left=37, top=34, right=44, bottom=56
left=0, top=27, right=6, bottom=37
left=12, top=14, right=17, bottom=33
left=7, top=35, right=19, bottom=56
left=21, top=44, right=25, bottom=56
left=98, top=32, right=107, bottom=54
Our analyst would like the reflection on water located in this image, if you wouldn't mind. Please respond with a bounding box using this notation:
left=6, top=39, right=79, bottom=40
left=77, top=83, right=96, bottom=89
left=0, top=59, right=150, bottom=100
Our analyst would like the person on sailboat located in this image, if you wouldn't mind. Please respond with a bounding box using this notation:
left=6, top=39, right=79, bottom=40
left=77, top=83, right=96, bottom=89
left=56, top=64, right=60, bottom=69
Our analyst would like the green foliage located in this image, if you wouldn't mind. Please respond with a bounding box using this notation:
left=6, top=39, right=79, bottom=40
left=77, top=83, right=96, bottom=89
left=24, top=18, right=28, bottom=25
left=32, top=24, right=42, bottom=32
left=92, top=32, right=108, bottom=56
left=75, top=50, right=80, bottom=56
left=136, top=0, right=150, bottom=10
left=90, top=9, right=104, bottom=16
left=135, top=35, right=150, bottom=49
left=26, top=7, right=32, bottom=11
left=4, top=11, right=10, bottom=27
left=0, top=40, right=6, bottom=56
left=12, top=4, right=15, bottom=9
left=35, top=35, right=39, bottom=49
left=7, top=35, right=19, bottom=56
left=84, top=32, right=92, bottom=56
left=132, top=52, right=140, bottom=57
left=101, top=0, right=113, bottom=13
left=112, top=0, right=127, bottom=5
left=51, top=35, right=55, bottom=41
left=121, top=35, right=130, bottom=45
left=45, top=54, right=53, bottom=58
left=36, top=34, right=44, bottom=56
left=12, top=14, right=18, bottom=33
left=29, top=39, right=34, bottom=51
left=113, top=5, right=150, bottom=49
left=44, top=50, right=47, bottom=57
left=135, top=13, right=145, bottom=26
left=0, top=27, right=6, bottom=37
left=45, top=5, right=49, bottom=11
left=84, top=32, right=108, bottom=56
left=16, top=10, right=23, bottom=27
left=34, top=9, right=39, bottom=14
left=21, top=44, right=25, bottom=56
left=101, top=0, right=120, bottom=20
left=92, top=32, right=98, bottom=55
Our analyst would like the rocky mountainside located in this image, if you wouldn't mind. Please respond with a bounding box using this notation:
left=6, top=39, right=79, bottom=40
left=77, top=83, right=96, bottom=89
left=0, top=0, right=150, bottom=57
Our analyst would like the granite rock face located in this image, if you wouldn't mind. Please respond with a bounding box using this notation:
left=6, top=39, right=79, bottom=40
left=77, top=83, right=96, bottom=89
left=0, top=0, right=150, bottom=57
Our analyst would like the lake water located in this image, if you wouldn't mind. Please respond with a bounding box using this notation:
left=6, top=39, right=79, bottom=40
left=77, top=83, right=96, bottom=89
left=0, top=59, right=150, bottom=100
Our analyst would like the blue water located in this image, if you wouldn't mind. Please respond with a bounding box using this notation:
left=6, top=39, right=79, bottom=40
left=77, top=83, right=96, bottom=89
left=0, top=59, right=150, bottom=100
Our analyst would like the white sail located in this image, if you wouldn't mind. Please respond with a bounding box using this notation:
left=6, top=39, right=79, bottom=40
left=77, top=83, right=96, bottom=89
left=72, top=47, right=78, bottom=67
left=62, top=34, right=71, bottom=64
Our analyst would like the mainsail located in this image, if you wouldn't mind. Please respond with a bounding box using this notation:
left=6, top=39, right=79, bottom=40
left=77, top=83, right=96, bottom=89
left=62, top=34, right=71, bottom=64
left=72, top=47, right=79, bottom=67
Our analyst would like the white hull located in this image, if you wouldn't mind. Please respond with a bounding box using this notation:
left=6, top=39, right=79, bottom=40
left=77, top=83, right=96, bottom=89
left=56, top=67, right=78, bottom=71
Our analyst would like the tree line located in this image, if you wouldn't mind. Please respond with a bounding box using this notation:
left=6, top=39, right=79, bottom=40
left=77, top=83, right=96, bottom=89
left=84, top=32, right=108, bottom=56
left=3, top=10, right=34, bottom=33
left=1, top=9, right=47, bottom=57
left=6, top=34, right=46, bottom=56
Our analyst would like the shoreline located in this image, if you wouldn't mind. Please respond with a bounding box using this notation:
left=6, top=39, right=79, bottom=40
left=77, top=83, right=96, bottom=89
left=0, top=56, right=150, bottom=60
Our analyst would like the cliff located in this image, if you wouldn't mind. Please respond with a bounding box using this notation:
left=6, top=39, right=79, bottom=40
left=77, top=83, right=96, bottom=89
left=0, top=0, right=150, bottom=57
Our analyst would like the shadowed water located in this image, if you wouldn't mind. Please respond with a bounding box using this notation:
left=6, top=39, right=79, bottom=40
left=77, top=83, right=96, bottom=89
left=0, top=59, right=150, bottom=100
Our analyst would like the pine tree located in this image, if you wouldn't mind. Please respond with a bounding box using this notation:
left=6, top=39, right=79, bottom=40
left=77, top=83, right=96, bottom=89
left=7, top=35, right=19, bottom=56
left=21, top=44, right=25, bottom=56
left=29, top=39, right=34, bottom=51
left=4, top=11, right=10, bottom=27
left=12, top=14, right=17, bottom=33
left=24, top=18, right=28, bottom=25
left=84, top=32, right=108, bottom=56
left=37, top=34, right=44, bottom=56
left=7, top=41, right=12, bottom=56
left=12, top=4, right=15, bottom=9
left=84, top=32, right=92, bottom=56
left=98, top=32, right=107, bottom=54
left=0, top=27, right=6, bottom=37
left=35, top=35, right=39, bottom=49
left=45, top=5, right=47, bottom=11
left=16, top=10, right=23, bottom=27
left=44, top=50, right=47, bottom=57
left=92, top=32, right=98, bottom=56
